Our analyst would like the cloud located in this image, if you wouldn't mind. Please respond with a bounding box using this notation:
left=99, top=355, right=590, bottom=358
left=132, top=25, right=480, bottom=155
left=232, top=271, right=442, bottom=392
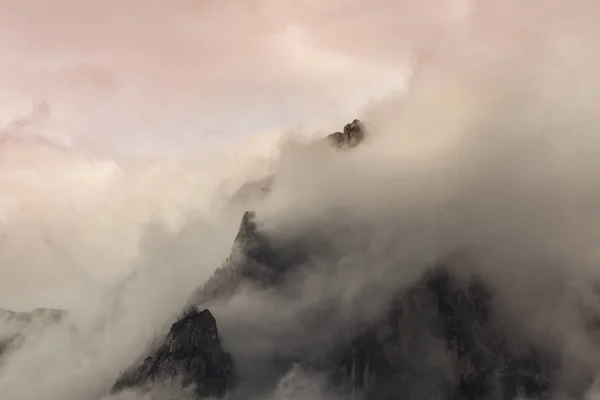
left=0, top=0, right=600, bottom=399
left=0, top=0, right=417, bottom=154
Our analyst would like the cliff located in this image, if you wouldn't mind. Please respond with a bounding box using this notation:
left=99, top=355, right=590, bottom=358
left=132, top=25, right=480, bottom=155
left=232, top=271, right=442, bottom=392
left=112, top=308, right=234, bottom=399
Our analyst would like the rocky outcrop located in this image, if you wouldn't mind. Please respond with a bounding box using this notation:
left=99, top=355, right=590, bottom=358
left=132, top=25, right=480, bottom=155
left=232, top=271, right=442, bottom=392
left=113, top=308, right=234, bottom=398
left=326, top=119, right=367, bottom=149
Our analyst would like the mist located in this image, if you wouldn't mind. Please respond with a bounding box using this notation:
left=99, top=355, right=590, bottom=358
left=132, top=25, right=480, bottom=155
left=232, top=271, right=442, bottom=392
left=1, top=0, right=600, bottom=399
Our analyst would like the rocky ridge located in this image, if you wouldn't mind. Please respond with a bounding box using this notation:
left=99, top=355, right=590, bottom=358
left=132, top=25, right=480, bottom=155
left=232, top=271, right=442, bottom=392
left=111, top=120, right=559, bottom=400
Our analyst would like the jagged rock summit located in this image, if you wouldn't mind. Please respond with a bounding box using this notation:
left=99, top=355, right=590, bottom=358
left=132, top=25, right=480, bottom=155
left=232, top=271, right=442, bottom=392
left=326, top=119, right=366, bottom=149
left=113, top=309, right=234, bottom=399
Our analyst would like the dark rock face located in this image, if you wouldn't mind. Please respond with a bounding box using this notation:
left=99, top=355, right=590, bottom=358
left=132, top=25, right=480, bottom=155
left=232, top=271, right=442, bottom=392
left=0, top=308, right=65, bottom=361
left=333, top=268, right=552, bottom=400
left=327, top=119, right=367, bottom=149
left=113, top=308, right=234, bottom=398
left=190, top=210, right=317, bottom=307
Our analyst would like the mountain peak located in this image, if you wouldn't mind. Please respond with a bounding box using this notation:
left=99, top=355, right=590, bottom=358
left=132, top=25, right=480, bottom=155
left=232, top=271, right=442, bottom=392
left=327, top=118, right=366, bottom=149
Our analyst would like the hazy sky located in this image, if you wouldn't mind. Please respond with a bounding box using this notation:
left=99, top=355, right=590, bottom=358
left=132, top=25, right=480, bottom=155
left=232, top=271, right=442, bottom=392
left=1, top=0, right=597, bottom=156
left=0, top=0, right=457, bottom=155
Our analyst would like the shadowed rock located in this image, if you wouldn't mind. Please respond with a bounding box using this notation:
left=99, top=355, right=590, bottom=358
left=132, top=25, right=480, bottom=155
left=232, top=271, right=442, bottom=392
left=0, top=337, right=12, bottom=358
left=326, top=119, right=367, bottom=149
left=188, top=211, right=275, bottom=305
left=332, top=268, right=552, bottom=400
left=113, top=308, right=234, bottom=398
left=0, top=308, right=64, bottom=325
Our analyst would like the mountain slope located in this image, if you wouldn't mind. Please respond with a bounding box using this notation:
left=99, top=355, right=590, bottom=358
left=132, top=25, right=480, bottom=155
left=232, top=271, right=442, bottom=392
left=111, top=120, right=566, bottom=400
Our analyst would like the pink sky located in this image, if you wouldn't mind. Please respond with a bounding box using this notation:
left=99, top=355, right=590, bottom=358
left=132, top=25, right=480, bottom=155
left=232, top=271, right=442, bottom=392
left=0, top=0, right=467, bottom=154
left=0, top=0, right=597, bottom=155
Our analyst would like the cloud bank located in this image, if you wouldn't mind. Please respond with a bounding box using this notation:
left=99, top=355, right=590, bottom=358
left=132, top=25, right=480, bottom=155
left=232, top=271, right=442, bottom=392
left=0, top=0, right=599, bottom=399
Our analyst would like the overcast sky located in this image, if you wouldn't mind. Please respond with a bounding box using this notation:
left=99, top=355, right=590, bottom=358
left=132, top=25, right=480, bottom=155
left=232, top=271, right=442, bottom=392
left=0, top=0, right=595, bottom=155
left=0, top=0, right=477, bottom=155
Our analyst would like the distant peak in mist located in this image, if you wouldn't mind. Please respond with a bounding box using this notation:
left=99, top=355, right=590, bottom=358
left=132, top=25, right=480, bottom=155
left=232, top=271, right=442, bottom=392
left=325, top=119, right=366, bottom=149
left=227, top=118, right=368, bottom=208
left=0, top=102, right=72, bottom=150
